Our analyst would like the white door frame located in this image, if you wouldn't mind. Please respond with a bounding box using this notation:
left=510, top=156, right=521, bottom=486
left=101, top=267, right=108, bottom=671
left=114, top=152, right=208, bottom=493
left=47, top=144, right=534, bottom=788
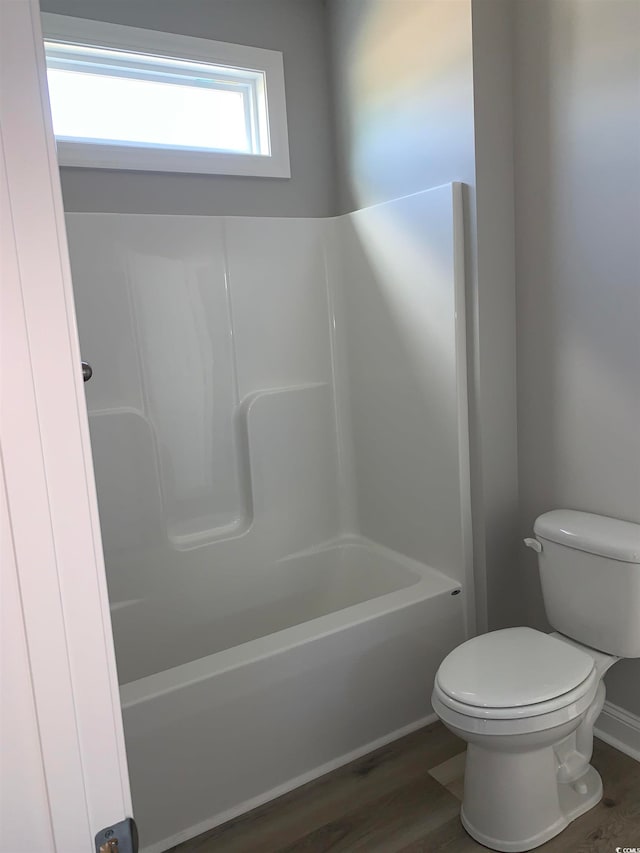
left=1, top=1, right=132, bottom=850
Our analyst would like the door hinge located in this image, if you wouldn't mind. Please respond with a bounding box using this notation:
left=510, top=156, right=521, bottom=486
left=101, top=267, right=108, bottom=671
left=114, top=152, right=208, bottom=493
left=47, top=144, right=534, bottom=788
left=95, top=818, right=138, bottom=853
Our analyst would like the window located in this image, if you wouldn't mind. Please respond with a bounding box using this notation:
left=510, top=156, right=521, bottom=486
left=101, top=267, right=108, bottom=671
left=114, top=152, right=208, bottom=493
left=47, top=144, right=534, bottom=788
left=41, top=14, right=290, bottom=177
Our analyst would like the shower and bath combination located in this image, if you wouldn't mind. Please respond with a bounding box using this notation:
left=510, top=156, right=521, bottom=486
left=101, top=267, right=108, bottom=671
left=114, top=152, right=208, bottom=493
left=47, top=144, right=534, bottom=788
left=68, top=183, right=472, bottom=851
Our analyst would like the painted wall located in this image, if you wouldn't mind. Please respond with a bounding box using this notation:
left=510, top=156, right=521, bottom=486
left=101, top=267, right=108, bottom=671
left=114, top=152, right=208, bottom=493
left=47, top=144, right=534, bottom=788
left=39, top=0, right=337, bottom=216
left=327, top=0, right=476, bottom=213
left=469, top=0, right=519, bottom=632
left=514, top=0, right=640, bottom=713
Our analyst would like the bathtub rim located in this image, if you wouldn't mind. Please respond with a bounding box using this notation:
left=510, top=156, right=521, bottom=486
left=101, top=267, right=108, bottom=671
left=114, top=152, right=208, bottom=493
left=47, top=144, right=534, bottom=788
left=120, top=536, right=462, bottom=709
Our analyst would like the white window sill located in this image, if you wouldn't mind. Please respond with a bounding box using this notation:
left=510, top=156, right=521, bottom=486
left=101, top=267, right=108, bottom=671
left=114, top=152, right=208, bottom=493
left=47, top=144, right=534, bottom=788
left=55, top=140, right=291, bottom=178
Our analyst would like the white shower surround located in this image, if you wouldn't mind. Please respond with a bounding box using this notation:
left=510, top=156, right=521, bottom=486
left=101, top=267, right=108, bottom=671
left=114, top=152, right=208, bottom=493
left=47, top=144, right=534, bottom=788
left=66, top=183, right=472, bottom=851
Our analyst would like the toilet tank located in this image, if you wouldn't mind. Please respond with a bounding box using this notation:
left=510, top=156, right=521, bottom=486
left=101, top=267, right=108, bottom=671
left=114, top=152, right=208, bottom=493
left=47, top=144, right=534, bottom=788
left=532, top=510, right=640, bottom=658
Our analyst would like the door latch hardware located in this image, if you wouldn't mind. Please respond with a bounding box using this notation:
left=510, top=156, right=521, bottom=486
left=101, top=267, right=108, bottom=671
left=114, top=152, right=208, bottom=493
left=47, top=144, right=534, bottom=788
left=95, top=818, right=138, bottom=853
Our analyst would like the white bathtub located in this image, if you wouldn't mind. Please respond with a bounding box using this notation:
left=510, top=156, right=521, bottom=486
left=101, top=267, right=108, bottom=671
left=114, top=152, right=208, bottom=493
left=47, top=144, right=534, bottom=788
left=120, top=537, right=466, bottom=852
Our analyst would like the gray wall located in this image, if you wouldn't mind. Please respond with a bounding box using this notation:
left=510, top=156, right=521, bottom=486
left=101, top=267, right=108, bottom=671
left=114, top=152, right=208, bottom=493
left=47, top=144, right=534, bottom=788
left=327, top=0, right=476, bottom=214
left=513, top=0, right=640, bottom=713
left=470, top=0, right=519, bottom=633
left=40, top=0, right=337, bottom=216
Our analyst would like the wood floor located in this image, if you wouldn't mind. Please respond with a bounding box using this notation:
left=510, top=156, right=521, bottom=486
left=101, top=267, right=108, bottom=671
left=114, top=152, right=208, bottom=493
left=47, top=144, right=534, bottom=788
left=170, top=722, right=640, bottom=853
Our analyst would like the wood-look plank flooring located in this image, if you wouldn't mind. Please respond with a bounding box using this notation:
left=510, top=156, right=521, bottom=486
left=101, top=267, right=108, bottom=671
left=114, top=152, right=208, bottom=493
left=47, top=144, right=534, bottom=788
left=170, top=722, right=640, bottom=853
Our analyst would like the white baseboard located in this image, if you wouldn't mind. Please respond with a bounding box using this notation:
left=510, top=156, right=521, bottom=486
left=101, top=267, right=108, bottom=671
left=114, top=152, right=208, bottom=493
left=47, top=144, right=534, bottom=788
left=141, top=713, right=438, bottom=853
left=594, top=700, right=640, bottom=763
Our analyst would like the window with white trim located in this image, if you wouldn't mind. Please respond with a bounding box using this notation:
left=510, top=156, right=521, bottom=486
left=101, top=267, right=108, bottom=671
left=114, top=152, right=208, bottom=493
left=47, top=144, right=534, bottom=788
left=41, top=14, right=291, bottom=177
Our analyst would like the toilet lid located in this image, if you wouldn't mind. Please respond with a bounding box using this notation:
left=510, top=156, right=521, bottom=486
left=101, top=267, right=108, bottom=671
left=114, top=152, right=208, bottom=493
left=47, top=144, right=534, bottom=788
left=436, top=627, right=595, bottom=709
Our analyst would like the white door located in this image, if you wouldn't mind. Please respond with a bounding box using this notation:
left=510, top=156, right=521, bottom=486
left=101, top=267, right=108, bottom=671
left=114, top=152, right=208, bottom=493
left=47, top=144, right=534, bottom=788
left=0, top=1, right=133, bottom=851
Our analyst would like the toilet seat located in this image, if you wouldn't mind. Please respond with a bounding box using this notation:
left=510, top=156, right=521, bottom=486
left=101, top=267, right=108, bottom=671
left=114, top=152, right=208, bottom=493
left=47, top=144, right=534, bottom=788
left=432, top=627, right=600, bottom=735
left=432, top=676, right=598, bottom=736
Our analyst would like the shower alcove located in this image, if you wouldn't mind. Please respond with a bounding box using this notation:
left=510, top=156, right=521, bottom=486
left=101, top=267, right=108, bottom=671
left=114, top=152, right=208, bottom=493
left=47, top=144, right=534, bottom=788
left=67, top=183, right=472, bottom=852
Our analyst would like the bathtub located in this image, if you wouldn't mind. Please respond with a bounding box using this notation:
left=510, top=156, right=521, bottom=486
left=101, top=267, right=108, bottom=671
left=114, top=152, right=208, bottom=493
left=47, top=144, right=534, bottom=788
left=120, top=537, right=467, bottom=852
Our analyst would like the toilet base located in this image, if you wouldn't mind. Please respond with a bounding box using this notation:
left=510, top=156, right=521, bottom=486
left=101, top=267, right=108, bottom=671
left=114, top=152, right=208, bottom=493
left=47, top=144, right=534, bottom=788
left=460, top=751, right=603, bottom=852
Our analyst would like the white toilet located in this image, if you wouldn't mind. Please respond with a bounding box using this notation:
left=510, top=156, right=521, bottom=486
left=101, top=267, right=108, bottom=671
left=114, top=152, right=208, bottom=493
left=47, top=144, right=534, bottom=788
left=432, top=509, right=640, bottom=852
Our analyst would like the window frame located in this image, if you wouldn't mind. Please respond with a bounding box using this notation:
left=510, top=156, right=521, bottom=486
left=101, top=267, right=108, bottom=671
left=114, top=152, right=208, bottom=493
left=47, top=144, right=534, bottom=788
left=41, top=14, right=291, bottom=178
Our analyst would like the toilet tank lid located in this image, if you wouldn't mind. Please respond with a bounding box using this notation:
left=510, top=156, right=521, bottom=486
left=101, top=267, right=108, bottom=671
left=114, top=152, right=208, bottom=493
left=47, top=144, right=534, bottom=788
left=534, top=510, right=640, bottom=563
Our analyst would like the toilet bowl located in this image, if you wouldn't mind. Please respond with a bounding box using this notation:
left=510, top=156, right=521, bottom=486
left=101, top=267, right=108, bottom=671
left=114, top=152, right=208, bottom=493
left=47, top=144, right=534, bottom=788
left=432, top=627, right=617, bottom=852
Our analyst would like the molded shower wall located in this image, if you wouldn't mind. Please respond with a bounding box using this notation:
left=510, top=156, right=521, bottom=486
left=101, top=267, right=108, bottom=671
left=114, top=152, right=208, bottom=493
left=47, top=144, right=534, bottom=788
left=328, top=192, right=471, bottom=577
left=66, top=184, right=471, bottom=684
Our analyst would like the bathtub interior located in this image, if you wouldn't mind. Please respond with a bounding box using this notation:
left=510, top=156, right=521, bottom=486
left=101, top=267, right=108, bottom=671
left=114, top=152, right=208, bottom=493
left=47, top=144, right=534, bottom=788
left=108, top=536, right=452, bottom=685
left=66, top=183, right=472, bottom=688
